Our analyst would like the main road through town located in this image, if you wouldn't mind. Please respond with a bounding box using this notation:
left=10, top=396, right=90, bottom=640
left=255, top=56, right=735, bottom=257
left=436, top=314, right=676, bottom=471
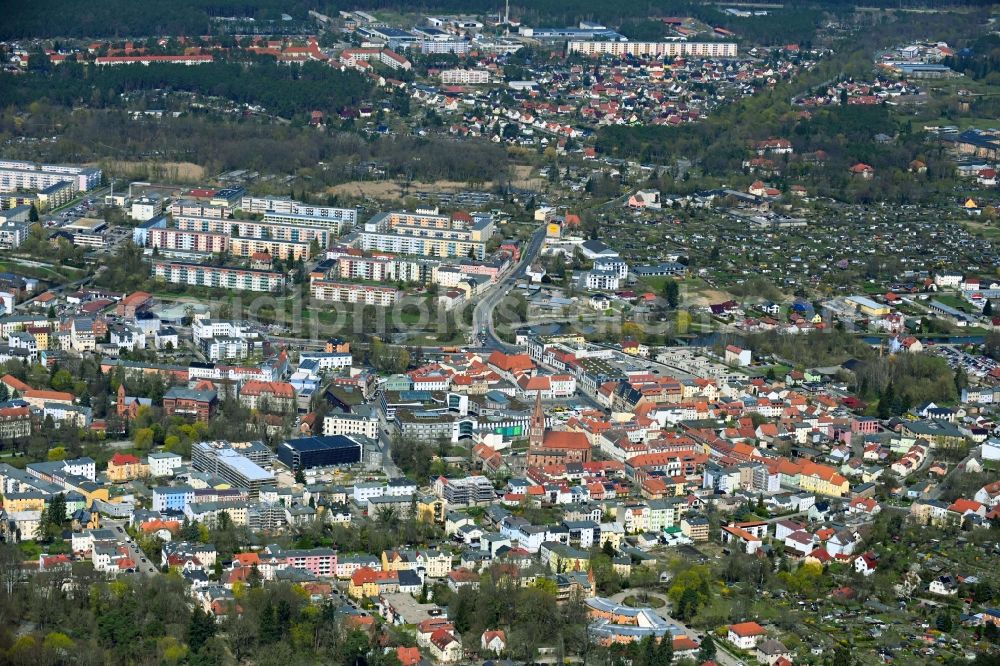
left=471, top=224, right=547, bottom=352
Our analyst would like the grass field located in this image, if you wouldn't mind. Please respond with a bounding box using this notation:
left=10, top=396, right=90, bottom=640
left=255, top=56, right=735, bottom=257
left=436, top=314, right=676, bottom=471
left=0, top=259, right=85, bottom=283
left=958, top=218, right=1000, bottom=241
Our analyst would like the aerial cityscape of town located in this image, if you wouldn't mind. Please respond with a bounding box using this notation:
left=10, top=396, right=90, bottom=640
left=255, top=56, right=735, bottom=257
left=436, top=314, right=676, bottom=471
left=0, top=0, right=999, bottom=665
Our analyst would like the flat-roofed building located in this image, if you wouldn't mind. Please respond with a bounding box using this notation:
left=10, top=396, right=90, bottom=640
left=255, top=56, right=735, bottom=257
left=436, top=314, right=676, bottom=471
left=310, top=279, right=399, bottom=306
left=151, top=260, right=286, bottom=292
left=191, top=440, right=274, bottom=498
left=149, top=228, right=229, bottom=254
left=360, top=209, right=494, bottom=260
left=0, top=159, right=101, bottom=193
left=277, top=435, right=363, bottom=470
left=568, top=41, right=737, bottom=58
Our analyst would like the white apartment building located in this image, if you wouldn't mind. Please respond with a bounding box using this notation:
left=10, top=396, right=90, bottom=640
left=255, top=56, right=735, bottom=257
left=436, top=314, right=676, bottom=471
left=147, top=451, right=184, bottom=477
left=131, top=196, right=163, bottom=221
left=337, top=255, right=434, bottom=283
left=360, top=210, right=494, bottom=260
left=567, top=41, right=737, bottom=58
left=323, top=412, right=379, bottom=439
left=585, top=269, right=621, bottom=291
left=310, top=280, right=399, bottom=306
left=151, top=260, right=286, bottom=292
left=440, top=68, right=490, bottom=84
left=0, top=160, right=101, bottom=193
left=169, top=200, right=227, bottom=218
left=148, top=228, right=229, bottom=253
left=297, top=352, right=353, bottom=372
left=192, top=319, right=259, bottom=344
left=205, top=337, right=251, bottom=362
left=593, top=258, right=629, bottom=279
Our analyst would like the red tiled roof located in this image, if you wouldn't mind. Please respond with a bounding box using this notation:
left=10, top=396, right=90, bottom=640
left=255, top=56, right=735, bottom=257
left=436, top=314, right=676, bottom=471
left=730, top=621, right=766, bottom=637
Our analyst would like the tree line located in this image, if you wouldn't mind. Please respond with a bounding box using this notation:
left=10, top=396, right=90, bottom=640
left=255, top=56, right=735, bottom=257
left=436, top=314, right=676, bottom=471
left=0, top=552, right=401, bottom=666
left=4, top=58, right=372, bottom=122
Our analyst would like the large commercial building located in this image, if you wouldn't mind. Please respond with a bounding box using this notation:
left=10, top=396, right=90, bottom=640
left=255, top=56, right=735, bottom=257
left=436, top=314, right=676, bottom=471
left=151, top=260, right=286, bottom=292
left=567, top=41, right=737, bottom=58
left=277, top=435, right=363, bottom=470
left=0, top=160, right=101, bottom=193
left=191, top=440, right=275, bottom=498
left=360, top=209, right=494, bottom=260
left=310, top=279, right=399, bottom=306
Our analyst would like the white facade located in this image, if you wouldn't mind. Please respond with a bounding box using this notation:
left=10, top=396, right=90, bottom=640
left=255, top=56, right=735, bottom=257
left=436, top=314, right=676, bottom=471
left=568, top=41, right=737, bottom=58
left=0, top=159, right=101, bottom=193
left=323, top=413, right=378, bottom=438
left=148, top=452, right=183, bottom=478
left=440, top=68, right=490, bottom=84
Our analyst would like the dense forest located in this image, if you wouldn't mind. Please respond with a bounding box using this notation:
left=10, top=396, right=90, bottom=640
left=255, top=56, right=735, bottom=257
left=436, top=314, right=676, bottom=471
left=0, top=0, right=991, bottom=40
left=945, top=34, right=1000, bottom=82
left=0, top=59, right=372, bottom=122
left=0, top=105, right=508, bottom=184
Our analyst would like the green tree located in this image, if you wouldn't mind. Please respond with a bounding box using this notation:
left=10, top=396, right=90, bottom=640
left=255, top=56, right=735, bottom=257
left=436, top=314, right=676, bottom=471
left=259, top=601, right=280, bottom=644
left=133, top=427, right=154, bottom=450
left=187, top=607, right=216, bottom=653
left=29, top=204, right=39, bottom=222
left=935, top=610, right=953, bottom=633
left=954, top=366, right=969, bottom=394
left=877, top=382, right=895, bottom=419
left=832, top=646, right=853, bottom=666
left=698, top=634, right=716, bottom=661
left=654, top=634, right=673, bottom=666
left=641, top=635, right=657, bottom=666
left=40, top=493, right=67, bottom=542
left=663, top=280, right=680, bottom=309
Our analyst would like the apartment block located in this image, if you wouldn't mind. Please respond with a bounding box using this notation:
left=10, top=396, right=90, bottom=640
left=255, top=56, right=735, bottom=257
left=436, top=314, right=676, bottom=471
left=151, top=260, right=286, bottom=292
left=168, top=199, right=227, bottom=218
left=567, top=41, right=737, bottom=58
left=323, top=411, right=379, bottom=439
left=310, top=280, right=399, bottom=306
left=148, top=228, right=229, bottom=254
left=440, top=69, right=490, bottom=85
left=433, top=475, right=495, bottom=506
left=0, top=160, right=101, bottom=193
left=230, top=237, right=312, bottom=261
left=239, top=196, right=358, bottom=226
left=360, top=209, right=494, bottom=260
left=336, top=255, right=435, bottom=283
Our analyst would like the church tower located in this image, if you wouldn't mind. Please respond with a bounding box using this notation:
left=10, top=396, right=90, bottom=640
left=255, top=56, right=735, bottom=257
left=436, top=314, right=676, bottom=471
left=529, top=391, right=545, bottom=449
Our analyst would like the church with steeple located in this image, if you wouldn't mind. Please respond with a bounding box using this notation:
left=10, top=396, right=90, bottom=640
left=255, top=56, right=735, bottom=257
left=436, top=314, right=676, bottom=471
left=526, top=392, right=592, bottom=467
left=529, top=392, right=546, bottom=449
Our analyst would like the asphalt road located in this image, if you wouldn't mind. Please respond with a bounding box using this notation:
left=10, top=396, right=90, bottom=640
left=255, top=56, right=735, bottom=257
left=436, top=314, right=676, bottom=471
left=472, top=224, right=547, bottom=352
left=103, top=518, right=158, bottom=576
